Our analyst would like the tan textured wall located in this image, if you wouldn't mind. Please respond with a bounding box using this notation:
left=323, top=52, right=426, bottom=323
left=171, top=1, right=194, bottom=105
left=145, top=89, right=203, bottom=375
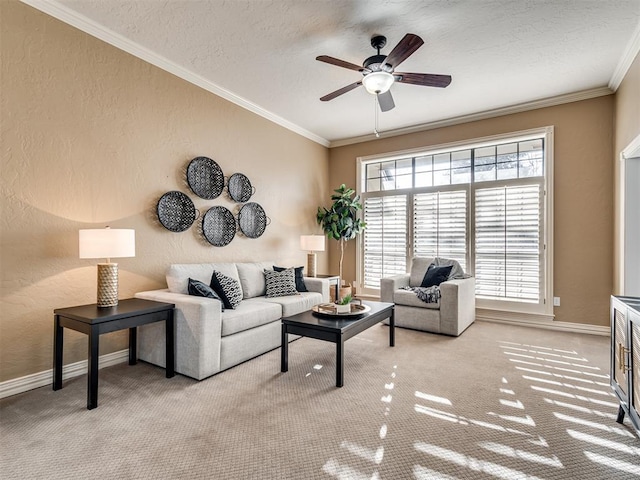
left=329, top=96, right=614, bottom=327
left=614, top=52, right=640, bottom=294
left=0, top=2, right=328, bottom=382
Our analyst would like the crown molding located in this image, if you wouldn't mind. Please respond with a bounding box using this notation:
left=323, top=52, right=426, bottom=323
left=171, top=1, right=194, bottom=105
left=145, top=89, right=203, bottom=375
left=19, top=0, right=330, bottom=147
left=329, top=87, right=613, bottom=148
left=609, top=21, right=640, bottom=91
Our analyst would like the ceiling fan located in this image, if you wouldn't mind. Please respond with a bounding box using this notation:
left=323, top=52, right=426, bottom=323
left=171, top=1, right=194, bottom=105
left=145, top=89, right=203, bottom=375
left=316, top=33, right=452, bottom=112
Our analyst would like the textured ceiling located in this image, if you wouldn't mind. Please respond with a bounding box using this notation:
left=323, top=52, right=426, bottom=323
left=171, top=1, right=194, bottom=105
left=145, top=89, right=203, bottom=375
left=29, top=0, right=640, bottom=145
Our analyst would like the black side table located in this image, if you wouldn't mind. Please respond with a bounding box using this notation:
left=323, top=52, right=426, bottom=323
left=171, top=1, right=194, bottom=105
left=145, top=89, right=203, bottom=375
left=53, top=298, right=175, bottom=409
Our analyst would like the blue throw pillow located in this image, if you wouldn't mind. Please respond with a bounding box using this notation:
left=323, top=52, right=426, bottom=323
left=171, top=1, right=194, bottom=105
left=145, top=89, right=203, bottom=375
left=187, top=278, right=224, bottom=311
left=421, top=264, right=453, bottom=288
left=273, top=265, right=308, bottom=292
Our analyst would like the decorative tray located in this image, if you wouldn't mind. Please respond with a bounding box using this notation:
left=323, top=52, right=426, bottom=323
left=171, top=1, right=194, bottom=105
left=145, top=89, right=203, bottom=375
left=157, top=191, right=198, bottom=232
left=202, top=206, right=236, bottom=247
left=312, top=302, right=371, bottom=319
left=187, top=156, right=224, bottom=199
left=238, top=202, right=270, bottom=238
left=227, top=173, right=255, bottom=203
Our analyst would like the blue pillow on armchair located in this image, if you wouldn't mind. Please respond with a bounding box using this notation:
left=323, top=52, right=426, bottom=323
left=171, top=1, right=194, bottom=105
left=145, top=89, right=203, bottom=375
left=420, top=264, right=453, bottom=288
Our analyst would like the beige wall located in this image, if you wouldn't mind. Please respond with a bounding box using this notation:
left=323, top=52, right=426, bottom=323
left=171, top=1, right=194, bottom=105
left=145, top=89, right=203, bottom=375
left=329, top=96, right=615, bottom=327
left=0, top=2, right=328, bottom=382
left=614, top=52, right=640, bottom=294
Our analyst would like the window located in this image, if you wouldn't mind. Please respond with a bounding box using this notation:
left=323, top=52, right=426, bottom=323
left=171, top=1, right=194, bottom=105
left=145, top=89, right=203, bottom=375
left=357, top=128, right=553, bottom=316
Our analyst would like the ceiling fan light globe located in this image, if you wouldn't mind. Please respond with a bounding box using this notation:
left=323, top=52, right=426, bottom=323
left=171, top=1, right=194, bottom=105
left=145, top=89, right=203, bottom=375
left=362, top=71, right=394, bottom=95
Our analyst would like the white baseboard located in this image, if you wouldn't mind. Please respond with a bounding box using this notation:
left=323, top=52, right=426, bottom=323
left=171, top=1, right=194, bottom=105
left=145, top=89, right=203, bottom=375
left=476, top=310, right=610, bottom=336
left=0, top=349, right=129, bottom=399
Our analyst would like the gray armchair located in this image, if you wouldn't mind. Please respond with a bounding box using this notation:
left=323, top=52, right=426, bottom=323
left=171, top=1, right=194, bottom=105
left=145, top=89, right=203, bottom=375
left=380, top=257, right=476, bottom=336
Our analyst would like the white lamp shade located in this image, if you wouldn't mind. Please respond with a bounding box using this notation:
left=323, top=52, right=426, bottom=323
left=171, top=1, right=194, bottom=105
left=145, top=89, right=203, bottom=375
left=300, top=234, right=325, bottom=252
left=79, top=229, right=135, bottom=259
left=362, top=71, right=395, bottom=94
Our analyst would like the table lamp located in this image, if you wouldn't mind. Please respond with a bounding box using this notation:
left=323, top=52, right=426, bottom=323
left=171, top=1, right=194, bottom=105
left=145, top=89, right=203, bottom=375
left=300, top=234, right=325, bottom=277
left=79, top=227, right=135, bottom=307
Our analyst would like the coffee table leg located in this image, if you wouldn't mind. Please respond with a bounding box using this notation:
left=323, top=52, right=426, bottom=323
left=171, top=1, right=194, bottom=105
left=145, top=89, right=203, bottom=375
left=281, top=323, right=288, bottom=372
left=390, top=307, right=395, bottom=347
left=336, top=336, right=344, bottom=387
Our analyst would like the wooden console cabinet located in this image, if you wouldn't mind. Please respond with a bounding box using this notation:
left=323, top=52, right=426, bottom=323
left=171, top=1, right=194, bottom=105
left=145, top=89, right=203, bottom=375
left=611, top=295, right=640, bottom=437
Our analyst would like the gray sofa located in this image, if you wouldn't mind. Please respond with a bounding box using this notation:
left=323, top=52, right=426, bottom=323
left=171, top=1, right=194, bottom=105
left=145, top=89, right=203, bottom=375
left=380, top=257, right=476, bottom=336
left=135, top=262, right=329, bottom=380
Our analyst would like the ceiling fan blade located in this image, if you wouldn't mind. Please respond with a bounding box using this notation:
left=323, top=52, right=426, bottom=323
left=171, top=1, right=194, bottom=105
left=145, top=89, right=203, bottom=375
left=316, top=55, right=363, bottom=72
left=320, top=81, right=363, bottom=101
left=395, top=72, right=452, bottom=88
left=383, top=33, right=424, bottom=69
left=377, top=91, right=395, bottom=112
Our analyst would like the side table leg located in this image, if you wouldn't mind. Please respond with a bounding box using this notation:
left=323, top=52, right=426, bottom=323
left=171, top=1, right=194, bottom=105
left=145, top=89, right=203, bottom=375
left=616, top=405, right=626, bottom=424
left=129, top=327, right=137, bottom=365
left=87, top=327, right=99, bottom=409
left=336, top=336, right=344, bottom=387
left=53, top=315, right=63, bottom=390
left=165, top=310, right=175, bottom=378
left=281, top=323, right=288, bottom=372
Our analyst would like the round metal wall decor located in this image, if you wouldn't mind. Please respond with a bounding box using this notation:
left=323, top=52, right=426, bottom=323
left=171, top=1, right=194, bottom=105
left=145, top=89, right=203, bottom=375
left=202, top=206, right=236, bottom=246
left=187, top=156, right=224, bottom=199
left=227, top=173, right=255, bottom=203
left=238, top=202, right=270, bottom=239
left=157, top=191, right=198, bottom=232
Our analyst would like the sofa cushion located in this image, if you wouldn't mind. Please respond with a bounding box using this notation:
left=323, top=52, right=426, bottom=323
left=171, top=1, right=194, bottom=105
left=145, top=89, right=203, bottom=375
left=394, top=289, right=440, bottom=310
left=435, top=257, right=465, bottom=279
left=220, top=299, right=282, bottom=337
left=409, top=257, right=436, bottom=287
left=166, top=263, right=240, bottom=295
left=210, top=271, right=243, bottom=309
left=274, top=265, right=308, bottom=292
left=236, top=262, right=274, bottom=299
left=187, top=278, right=224, bottom=310
left=264, top=268, right=298, bottom=298
left=421, top=264, right=453, bottom=287
left=260, top=292, right=323, bottom=317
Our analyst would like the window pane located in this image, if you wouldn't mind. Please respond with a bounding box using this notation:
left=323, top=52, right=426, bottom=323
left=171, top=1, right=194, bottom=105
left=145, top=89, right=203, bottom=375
left=415, top=171, right=432, bottom=187
left=434, top=168, right=451, bottom=186
left=520, top=158, right=543, bottom=177
left=475, top=146, right=495, bottom=165
left=433, top=153, right=450, bottom=170
left=396, top=174, right=412, bottom=189
left=367, top=163, right=380, bottom=179
left=396, top=158, right=413, bottom=175
left=451, top=150, right=471, bottom=169
left=415, top=156, right=432, bottom=172
left=367, top=178, right=380, bottom=192
left=497, top=161, right=518, bottom=180
left=474, top=163, right=496, bottom=182
left=451, top=167, right=471, bottom=184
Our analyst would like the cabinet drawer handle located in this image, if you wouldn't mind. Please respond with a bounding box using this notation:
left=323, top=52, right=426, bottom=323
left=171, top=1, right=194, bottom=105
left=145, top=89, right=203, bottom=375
left=618, top=342, right=631, bottom=372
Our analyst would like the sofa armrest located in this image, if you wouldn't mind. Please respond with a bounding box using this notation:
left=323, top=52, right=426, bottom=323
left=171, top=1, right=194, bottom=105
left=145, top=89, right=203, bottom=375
left=304, top=277, right=330, bottom=303
left=380, top=274, right=410, bottom=302
left=439, top=277, right=476, bottom=336
left=135, top=289, right=223, bottom=380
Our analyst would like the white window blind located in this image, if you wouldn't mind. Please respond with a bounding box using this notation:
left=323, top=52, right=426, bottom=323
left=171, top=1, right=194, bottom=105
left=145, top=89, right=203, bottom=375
left=475, top=184, right=541, bottom=302
left=363, top=195, right=407, bottom=289
left=413, top=190, right=468, bottom=271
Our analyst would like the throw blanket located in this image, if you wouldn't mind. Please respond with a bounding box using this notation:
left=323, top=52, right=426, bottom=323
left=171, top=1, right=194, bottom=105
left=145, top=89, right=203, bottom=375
left=401, top=285, right=441, bottom=303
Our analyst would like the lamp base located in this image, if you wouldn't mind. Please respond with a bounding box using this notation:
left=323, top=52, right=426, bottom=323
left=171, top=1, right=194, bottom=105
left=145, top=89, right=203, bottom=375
left=306, top=252, right=317, bottom=277
left=97, top=263, right=118, bottom=308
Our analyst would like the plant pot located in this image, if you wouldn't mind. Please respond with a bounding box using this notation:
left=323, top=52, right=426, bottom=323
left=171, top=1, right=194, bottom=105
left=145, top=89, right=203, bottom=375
left=335, top=303, right=351, bottom=314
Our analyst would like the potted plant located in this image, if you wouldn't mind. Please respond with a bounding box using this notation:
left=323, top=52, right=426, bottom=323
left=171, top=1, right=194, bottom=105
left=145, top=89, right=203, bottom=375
left=335, top=293, right=352, bottom=314
left=317, top=184, right=366, bottom=301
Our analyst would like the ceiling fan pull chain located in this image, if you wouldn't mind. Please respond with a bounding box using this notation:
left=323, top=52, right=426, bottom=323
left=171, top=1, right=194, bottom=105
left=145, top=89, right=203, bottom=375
left=374, top=95, right=380, bottom=138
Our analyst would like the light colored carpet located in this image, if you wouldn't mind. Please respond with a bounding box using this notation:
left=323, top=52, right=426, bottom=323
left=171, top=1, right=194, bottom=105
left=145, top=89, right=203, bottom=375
left=1, top=321, right=639, bottom=479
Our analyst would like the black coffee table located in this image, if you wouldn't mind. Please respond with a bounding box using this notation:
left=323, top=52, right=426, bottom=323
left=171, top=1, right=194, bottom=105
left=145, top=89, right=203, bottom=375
left=280, top=300, right=394, bottom=387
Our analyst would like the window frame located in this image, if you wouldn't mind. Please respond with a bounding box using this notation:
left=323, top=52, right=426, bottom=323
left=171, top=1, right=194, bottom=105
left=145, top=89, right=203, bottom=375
left=355, top=127, right=554, bottom=318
